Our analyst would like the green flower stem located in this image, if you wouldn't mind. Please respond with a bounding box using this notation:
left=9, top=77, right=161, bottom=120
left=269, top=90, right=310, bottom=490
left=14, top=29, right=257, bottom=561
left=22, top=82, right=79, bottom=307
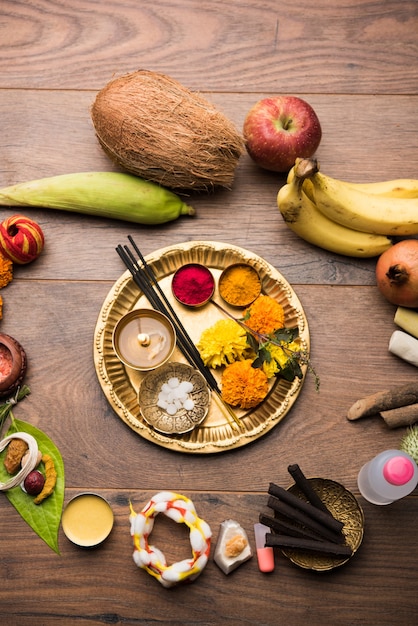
left=210, top=299, right=319, bottom=390
left=0, top=385, right=31, bottom=436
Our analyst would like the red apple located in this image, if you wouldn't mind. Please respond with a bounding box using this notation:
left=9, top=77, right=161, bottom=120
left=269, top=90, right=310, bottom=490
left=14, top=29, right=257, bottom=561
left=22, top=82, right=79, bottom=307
left=243, top=96, right=322, bottom=172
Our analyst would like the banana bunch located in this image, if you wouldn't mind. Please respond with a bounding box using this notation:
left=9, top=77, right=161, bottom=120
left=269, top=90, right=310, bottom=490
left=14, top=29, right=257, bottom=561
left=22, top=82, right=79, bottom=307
left=277, top=158, right=418, bottom=258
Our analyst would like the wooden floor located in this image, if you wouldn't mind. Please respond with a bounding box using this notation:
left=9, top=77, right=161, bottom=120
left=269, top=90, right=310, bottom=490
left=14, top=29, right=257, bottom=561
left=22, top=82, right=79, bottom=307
left=1, top=1, right=417, bottom=624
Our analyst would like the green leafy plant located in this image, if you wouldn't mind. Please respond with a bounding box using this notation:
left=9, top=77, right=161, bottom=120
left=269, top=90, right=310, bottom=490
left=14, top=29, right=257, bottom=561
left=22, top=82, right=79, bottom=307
left=400, top=425, right=418, bottom=464
left=246, top=326, right=320, bottom=390
left=0, top=389, right=65, bottom=554
left=0, top=385, right=31, bottom=432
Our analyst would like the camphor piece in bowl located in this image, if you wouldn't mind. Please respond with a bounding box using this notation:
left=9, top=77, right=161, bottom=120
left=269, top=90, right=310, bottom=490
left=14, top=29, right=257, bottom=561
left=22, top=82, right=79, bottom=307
left=139, top=362, right=211, bottom=434
left=112, top=309, right=176, bottom=372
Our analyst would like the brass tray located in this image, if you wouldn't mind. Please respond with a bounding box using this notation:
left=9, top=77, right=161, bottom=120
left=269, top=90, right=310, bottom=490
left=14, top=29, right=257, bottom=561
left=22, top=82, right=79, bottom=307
left=282, top=478, right=364, bottom=571
left=94, top=241, right=310, bottom=454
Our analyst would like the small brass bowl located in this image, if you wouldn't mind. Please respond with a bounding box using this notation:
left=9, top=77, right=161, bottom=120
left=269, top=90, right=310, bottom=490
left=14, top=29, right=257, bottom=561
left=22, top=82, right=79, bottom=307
left=62, top=492, right=114, bottom=548
left=279, top=478, right=364, bottom=571
left=218, top=263, right=261, bottom=308
left=112, top=309, right=176, bottom=371
left=0, top=333, right=27, bottom=399
left=139, top=362, right=211, bottom=434
left=171, top=263, right=215, bottom=308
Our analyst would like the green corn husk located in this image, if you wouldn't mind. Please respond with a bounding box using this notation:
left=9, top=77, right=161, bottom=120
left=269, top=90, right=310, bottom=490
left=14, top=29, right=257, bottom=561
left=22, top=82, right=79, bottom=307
left=0, top=172, right=195, bottom=225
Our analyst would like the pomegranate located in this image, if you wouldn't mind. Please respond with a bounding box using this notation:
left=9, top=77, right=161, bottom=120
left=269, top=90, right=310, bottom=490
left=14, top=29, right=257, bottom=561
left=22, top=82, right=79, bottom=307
left=376, top=239, right=418, bottom=307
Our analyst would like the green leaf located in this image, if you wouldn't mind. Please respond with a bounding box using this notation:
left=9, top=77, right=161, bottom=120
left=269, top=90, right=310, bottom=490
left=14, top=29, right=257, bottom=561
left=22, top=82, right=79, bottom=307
left=271, top=326, right=299, bottom=343
left=2, top=419, right=64, bottom=554
left=280, top=359, right=303, bottom=382
left=246, top=332, right=259, bottom=354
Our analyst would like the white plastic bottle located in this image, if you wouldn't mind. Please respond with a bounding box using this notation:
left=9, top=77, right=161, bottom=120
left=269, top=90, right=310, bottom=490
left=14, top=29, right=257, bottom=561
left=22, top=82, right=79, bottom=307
left=357, top=449, right=418, bottom=505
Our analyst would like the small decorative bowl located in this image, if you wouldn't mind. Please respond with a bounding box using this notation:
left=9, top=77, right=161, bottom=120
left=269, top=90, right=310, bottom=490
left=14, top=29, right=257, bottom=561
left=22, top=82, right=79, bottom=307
left=0, top=333, right=27, bottom=399
left=62, top=492, right=114, bottom=548
left=171, top=263, right=215, bottom=307
left=112, top=309, right=176, bottom=371
left=218, top=263, right=261, bottom=308
left=280, top=478, right=364, bottom=571
left=139, top=362, right=211, bottom=435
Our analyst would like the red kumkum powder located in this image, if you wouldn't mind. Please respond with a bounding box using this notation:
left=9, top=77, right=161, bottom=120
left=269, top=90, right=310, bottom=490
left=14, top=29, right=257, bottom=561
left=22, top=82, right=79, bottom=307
left=172, top=263, right=215, bottom=306
left=0, top=344, right=13, bottom=382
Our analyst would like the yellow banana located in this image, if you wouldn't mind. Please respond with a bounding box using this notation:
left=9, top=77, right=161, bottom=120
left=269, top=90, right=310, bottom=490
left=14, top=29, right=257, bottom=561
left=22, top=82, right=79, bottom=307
left=277, top=176, right=392, bottom=258
left=295, top=159, right=418, bottom=236
left=345, top=179, right=418, bottom=199
left=287, top=165, right=418, bottom=199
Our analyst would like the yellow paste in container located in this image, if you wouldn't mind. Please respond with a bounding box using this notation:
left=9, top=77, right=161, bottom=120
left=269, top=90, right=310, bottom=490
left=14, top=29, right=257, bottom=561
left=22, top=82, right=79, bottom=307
left=62, top=493, right=114, bottom=547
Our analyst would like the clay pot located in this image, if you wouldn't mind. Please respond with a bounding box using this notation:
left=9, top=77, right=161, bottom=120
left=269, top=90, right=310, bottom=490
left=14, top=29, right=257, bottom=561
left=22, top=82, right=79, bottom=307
left=0, top=333, right=27, bottom=398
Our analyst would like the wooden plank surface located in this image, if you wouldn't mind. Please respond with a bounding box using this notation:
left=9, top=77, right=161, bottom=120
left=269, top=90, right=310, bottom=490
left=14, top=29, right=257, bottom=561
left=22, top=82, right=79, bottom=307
left=0, top=1, right=417, bottom=624
left=1, top=0, right=417, bottom=94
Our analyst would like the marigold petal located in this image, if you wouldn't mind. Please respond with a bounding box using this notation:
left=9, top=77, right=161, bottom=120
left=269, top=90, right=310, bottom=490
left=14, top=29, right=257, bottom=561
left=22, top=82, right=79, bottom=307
left=244, top=295, right=285, bottom=335
left=221, top=359, right=269, bottom=409
left=197, top=319, right=251, bottom=368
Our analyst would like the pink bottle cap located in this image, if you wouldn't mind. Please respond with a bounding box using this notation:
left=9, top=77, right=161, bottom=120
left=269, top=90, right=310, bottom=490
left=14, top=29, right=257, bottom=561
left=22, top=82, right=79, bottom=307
left=383, top=456, right=415, bottom=485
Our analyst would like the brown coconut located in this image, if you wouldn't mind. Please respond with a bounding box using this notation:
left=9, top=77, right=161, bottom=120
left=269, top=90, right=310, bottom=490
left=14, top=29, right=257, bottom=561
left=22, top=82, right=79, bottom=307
left=91, top=70, right=245, bottom=192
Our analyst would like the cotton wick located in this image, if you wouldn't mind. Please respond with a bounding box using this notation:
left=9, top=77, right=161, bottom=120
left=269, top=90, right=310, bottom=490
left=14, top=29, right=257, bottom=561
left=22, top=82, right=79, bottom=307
left=137, top=333, right=151, bottom=346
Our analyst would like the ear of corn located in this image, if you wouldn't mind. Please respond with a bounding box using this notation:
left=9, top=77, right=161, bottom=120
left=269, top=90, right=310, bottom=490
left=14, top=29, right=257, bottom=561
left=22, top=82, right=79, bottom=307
left=0, top=172, right=195, bottom=225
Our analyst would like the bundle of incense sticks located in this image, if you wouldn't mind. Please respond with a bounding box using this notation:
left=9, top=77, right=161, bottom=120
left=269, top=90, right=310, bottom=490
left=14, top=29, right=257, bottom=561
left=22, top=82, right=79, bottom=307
left=116, top=236, right=242, bottom=431
left=260, top=464, right=352, bottom=557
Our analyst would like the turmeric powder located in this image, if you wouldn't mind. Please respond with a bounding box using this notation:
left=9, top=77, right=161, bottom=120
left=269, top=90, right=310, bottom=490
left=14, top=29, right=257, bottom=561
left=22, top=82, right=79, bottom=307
left=34, top=453, right=57, bottom=504
left=0, top=254, right=13, bottom=289
left=219, top=264, right=261, bottom=307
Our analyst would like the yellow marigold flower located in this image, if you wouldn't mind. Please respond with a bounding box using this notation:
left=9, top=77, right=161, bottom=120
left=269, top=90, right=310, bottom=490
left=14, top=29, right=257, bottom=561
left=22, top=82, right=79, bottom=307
left=244, top=295, right=285, bottom=335
left=261, top=340, right=301, bottom=378
left=197, top=319, right=252, bottom=369
left=0, top=254, right=13, bottom=289
left=221, top=359, right=269, bottom=409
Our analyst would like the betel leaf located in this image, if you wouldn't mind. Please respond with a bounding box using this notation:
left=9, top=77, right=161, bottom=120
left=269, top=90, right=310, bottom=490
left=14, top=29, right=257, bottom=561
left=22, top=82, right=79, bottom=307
left=2, top=419, right=65, bottom=554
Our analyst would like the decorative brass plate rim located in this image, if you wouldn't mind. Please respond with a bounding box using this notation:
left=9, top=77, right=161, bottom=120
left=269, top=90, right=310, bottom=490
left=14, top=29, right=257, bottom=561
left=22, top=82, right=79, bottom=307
left=282, top=478, right=365, bottom=571
left=93, top=240, right=310, bottom=454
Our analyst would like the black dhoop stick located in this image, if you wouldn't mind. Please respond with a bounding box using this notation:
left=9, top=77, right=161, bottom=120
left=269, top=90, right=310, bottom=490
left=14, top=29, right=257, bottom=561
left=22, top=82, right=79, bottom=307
left=265, top=533, right=352, bottom=557
left=287, top=463, right=334, bottom=516
left=259, top=513, right=328, bottom=542
left=267, top=496, right=344, bottom=544
left=268, top=482, right=344, bottom=534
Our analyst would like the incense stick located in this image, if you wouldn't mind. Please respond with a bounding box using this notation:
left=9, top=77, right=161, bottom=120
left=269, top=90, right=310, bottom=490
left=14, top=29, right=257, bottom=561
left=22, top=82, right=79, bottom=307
left=116, top=239, right=242, bottom=431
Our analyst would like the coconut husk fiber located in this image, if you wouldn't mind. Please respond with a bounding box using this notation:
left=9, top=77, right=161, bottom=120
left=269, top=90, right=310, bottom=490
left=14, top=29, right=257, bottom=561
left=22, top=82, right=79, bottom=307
left=91, top=69, right=245, bottom=191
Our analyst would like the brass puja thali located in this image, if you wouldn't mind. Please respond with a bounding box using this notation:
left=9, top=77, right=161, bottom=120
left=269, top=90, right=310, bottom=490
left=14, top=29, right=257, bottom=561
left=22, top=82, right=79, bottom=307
left=93, top=241, right=310, bottom=453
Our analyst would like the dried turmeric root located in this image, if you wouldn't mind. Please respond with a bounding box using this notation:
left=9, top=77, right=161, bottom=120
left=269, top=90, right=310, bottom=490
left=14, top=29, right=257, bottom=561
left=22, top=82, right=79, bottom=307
left=34, top=453, right=57, bottom=504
